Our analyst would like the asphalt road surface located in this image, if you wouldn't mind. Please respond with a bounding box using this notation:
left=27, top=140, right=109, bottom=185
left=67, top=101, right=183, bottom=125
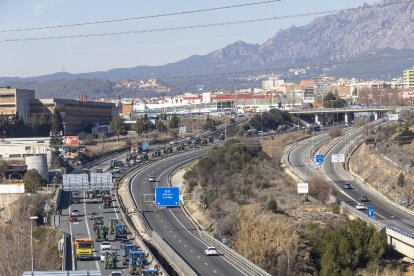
left=288, top=124, right=414, bottom=235
left=60, top=156, right=129, bottom=275
left=130, top=148, right=248, bottom=276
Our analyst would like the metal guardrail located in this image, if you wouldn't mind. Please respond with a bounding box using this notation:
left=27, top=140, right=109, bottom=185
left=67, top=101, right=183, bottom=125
left=199, top=231, right=271, bottom=276
left=152, top=232, right=198, bottom=276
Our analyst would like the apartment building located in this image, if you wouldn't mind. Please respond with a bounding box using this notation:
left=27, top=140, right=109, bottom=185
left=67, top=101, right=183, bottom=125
left=0, top=87, right=35, bottom=123
left=404, top=68, right=414, bottom=89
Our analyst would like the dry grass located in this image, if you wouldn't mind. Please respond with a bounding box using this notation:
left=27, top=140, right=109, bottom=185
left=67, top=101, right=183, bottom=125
left=0, top=195, right=61, bottom=274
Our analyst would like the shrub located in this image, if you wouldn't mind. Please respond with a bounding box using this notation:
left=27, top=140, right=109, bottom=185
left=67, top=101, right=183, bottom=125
left=266, top=199, right=278, bottom=213
left=331, top=203, right=340, bottom=214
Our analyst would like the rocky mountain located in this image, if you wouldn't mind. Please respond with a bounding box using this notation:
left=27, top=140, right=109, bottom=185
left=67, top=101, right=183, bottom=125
left=1, top=0, right=414, bottom=97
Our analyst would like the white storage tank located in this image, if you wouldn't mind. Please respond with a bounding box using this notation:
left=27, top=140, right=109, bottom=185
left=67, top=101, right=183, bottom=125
left=25, top=155, right=48, bottom=181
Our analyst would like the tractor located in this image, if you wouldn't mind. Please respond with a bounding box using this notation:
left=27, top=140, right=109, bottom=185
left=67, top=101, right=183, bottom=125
left=208, top=135, right=214, bottom=143
left=86, top=189, right=98, bottom=203
left=176, top=144, right=185, bottom=151
left=194, top=137, right=201, bottom=145
left=122, top=243, right=138, bottom=265
left=110, top=159, right=118, bottom=169
left=115, top=224, right=128, bottom=240
left=201, top=138, right=208, bottom=145
left=142, top=267, right=159, bottom=276
left=163, top=145, right=173, bottom=154
left=140, top=152, right=149, bottom=161
left=220, top=133, right=225, bottom=140
left=129, top=251, right=149, bottom=275
left=93, top=215, right=104, bottom=232
left=109, top=218, right=120, bottom=234
left=104, top=251, right=117, bottom=269
left=151, top=149, right=161, bottom=158
left=96, top=225, right=108, bottom=242
left=103, top=194, right=112, bottom=208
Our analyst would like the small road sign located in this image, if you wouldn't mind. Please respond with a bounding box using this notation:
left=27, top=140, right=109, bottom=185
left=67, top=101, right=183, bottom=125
left=368, top=206, right=374, bottom=218
left=155, top=187, right=180, bottom=207
left=315, top=154, right=324, bottom=165
left=331, top=154, right=345, bottom=163
left=142, top=141, right=150, bottom=151
left=402, top=196, right=406, bottom=205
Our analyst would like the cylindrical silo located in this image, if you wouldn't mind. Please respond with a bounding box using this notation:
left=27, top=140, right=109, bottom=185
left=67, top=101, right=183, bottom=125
left=25, top=155, right=49, bottom=182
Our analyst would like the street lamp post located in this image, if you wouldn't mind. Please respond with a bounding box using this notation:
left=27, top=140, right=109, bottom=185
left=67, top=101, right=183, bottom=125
left=30, top=216, right=39, bottom=272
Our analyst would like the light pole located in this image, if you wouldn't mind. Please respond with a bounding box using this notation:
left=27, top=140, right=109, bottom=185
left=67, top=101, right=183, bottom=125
left=30, top=216, right=38, bottom=272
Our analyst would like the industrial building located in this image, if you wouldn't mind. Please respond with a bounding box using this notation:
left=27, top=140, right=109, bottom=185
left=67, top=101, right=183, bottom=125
left=30, top=98, right=117, bottom=134
left=0, top=87, right=35, bottom=123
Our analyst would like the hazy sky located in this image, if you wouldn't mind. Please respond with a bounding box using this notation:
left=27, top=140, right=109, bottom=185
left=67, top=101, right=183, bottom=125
left=0, top=0, right=377, bottom=77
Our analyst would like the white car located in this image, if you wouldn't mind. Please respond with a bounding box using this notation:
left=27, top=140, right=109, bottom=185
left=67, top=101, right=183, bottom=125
left=71, top=209, right=80, bottom=216
left=100, top=241, right=112, bottom=251
left=148, top=176, right=156, bottom=182
left=205, top=246, right=218, bottom=256
left=356, top=203, right=366, bottom=210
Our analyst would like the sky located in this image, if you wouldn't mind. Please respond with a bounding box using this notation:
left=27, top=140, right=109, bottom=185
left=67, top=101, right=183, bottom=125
left=0, top=0, right=378, bottom=77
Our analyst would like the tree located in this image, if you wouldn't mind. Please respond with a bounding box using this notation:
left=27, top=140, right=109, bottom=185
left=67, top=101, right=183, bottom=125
left=135, top=118, right=145, bottom=134
left=109, top=115, right=126, bottom=140
left=49, top=110, right=63, bottom=152
left=266, top=199, right=278, bottom=213
left=328, top=126, right=342, bottom=138
left=323, top=92, right=346, bottom=108
left=397, top=172, right=406, bottom=187
left=169, top=114, right=180, bottom=129
left=23, top=169, right=44, bottom=192
left=155, top=120, right=166, bottom=132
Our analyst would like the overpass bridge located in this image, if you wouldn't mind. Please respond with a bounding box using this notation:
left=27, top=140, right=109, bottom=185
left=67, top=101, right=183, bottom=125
left=288, top=106, right=396, bottom=125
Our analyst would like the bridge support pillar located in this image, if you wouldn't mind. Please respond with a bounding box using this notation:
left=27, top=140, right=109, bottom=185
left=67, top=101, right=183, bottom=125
left=374, top=112, right=378, bottom=120
left=345, top=113, right=349, bottom=125
left=315, top=114, right=320, bottom=124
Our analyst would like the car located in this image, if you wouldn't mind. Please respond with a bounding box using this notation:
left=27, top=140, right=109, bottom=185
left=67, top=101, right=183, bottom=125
left=100, top=241, right=112, bottom=251
left=170, top=140, right=176, bottom=145
left=69, top=214, right=78, bottom=222
left=356, top=203, right=366, bottom=210
left=343, top=183, right=353, bottom=189
left=88, top=212, right=97, bottom=220
left=71, top=209, right=80, bottom=216
left=148, top=176, right=156, bottom=182
left=205, top=246, right=218, bottom=256
left=360, top=195, right=369, bottom=202
left=111, top=272, right=122, bottom=276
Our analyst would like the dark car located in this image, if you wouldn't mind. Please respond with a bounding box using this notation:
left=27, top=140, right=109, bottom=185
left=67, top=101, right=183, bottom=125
left=69, top=214, right=78, bottom=222
left=360, top=195, right=369, bottom=202
left=343, top=183, right=353, bottom=189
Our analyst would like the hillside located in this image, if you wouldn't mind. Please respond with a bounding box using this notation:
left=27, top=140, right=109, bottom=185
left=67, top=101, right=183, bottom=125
left=1, top=0, right=414, bottom=97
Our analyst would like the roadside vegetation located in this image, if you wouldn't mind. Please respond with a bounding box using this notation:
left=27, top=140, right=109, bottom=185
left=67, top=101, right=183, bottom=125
left=184, top=133, right=399, bottom=274
left=0, top=195, right=61, bottom=275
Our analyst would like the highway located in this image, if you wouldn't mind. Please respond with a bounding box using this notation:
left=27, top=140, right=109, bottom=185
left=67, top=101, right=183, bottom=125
left=130, top=148, right=247, bottom=276
left=60, top=155, right=129, bottom=275
left=288, top=123, right=414, bottom=235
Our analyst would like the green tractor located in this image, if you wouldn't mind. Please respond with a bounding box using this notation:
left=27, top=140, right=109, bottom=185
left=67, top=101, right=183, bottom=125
left=194, top=137, right=201, bottom=145
left=96, top=225, right=108, bottom=241
left=163, top=145, right=173, bottom=154
left=110, top=159, right=117, bottom=169
left=141, top=152, right=149, bottom=161
left=109, top=218, right=120, bottom=234
left=104, top=251, right=117, bottom=269
left=201, top=138, right=208, bottom=145
left=93, top=215, right=104, bottom=232
left=152, top=149, right=161, bottom=158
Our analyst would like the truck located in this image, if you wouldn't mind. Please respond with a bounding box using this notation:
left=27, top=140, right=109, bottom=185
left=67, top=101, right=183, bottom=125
left=74, top=238, right=94, bottom=260
left=103, top=194, right=112, bottom=208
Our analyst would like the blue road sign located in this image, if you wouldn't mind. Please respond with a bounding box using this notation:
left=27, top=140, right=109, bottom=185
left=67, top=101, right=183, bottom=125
left=142, top=141, right=150, bottom=151
left=402, top=196, right=406, bottom=205
left=155, top=187, right=180, bottom=207
left=368, top=206, right=374, bottom=218
left=315, top=154, right=324, bottom=164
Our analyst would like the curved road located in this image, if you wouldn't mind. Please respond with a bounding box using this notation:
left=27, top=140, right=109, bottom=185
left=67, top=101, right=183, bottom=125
left=289, top=124, right=414, bottom=235
left=130, top=148, right=247, bottom=276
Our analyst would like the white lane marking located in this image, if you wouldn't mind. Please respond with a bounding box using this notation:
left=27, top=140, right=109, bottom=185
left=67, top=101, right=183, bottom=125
left=213, top=269, right=217, bottom=274
left=205, top=262, right=208, bottom=266
left=197, top=256, right=200, bottom=259
left=83, top=191, right=100, bottom=271
left=190, top=250, right=193, bottom=253
left=168, top=209, right=248, bottom=276
left=184, top=244, right=187, bottom=247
